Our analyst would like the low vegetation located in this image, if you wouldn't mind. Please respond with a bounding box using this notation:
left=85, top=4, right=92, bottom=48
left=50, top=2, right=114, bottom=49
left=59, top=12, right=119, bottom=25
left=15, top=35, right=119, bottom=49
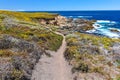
left=0, top=26, right=63, bottom=51
left=0, top=10, right=57, bottom=23
left=65, top=32, right=120, bottom=80
left=0, top=10, right=63, bottom=80
left=1, top=10, right=120, bottom=80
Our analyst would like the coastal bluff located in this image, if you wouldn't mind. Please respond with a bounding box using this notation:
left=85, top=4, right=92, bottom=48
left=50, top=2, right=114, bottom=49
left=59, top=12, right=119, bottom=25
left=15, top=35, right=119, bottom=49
left=0, top=10, right=120, bottom=80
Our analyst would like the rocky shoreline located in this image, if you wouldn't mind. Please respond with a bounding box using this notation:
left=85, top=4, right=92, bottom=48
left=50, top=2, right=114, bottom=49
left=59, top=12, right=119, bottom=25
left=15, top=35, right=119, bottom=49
left=57, top=16, right=120, bottom=80
left=45, top=15, right=120, bottom=79
left=38, top=15, right=96, bottom=32
left=0, top=10, right=120, bottom=80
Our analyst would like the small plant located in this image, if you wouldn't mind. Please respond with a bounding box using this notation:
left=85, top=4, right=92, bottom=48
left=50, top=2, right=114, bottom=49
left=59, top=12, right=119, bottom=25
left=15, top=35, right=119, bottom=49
left=113, top=75, right=120, bottom=80
left=91, top=66, right=104, bottom=74
left=72, top=62, right=89, bottom=73
left=11, top=69, right=23, bottom=80
left=0, top=49, right=15, bottom=57
left=116, top=60, right=120, bottom=68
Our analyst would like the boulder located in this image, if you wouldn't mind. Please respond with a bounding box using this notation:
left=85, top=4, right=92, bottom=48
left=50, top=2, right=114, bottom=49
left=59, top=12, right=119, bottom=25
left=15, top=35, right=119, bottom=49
left=55, top=15, right=67, bottom=26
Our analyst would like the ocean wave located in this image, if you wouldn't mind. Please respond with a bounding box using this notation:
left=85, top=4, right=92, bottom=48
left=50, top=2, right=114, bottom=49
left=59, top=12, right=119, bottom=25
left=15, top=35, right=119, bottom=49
left=69, top=16, right=73, bottom=17
left=86, top=29, right=96, bottom=33
left=78, top=16, right=92, bottom=18
left=87, top=28, right=120, bottom=38
left=99, top=29, right=119, bottom=38
left=86, top=20, right=120, bottom=38
left=93, top=23, right=102, bottom=29
left=96, top=20, right=116, bottom=24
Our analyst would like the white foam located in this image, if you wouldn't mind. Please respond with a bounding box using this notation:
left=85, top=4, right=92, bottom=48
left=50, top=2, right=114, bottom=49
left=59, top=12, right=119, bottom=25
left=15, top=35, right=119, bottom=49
left=93, top=23, right=103, bottom=29
left=111, top=21, right=116, bottom=24
left=96, top=20, right=116, bottom=24
left=86, top=29, right=96, bottom=33
left=69, top=16, right=73, bottom=17
left=86, top=20, right=120, bottom=38
left=97, top=20, right=111, bottom=23
left=78, top=16, right=92, bottom=18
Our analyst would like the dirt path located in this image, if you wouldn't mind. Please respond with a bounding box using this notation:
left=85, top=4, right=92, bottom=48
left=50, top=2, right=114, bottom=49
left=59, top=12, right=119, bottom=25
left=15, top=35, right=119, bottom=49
left=31, top=32, right=73, bottom=80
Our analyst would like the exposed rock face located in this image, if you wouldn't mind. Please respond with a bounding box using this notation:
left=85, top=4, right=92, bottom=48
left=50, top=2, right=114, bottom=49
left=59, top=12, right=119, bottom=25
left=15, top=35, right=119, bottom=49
left=37, top=15, right=95, bottom=32
left=55, top=15, right=67, bottom=26
left=59, top=18, right=95, bottom=32
left=49, top=20, right=57, bottom=25
left=110, top=28, right=120, bottom=33
left=39, top=19, right=47, bottom=25
left=38, top=15, right=67, bottom=26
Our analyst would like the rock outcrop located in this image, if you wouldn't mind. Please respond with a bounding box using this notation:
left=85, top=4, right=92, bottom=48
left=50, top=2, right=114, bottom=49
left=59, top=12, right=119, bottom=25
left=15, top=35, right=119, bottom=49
left=55, top=15, right=67, bottom=26
left=38, top=15, right=67, bottom=26
left=59, top=18, right=95, bottom=32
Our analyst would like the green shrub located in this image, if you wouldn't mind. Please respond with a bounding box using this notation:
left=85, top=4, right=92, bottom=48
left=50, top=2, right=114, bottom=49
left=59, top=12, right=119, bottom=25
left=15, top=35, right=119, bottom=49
left=65, top=32, right=120, bottom=78
left=0, top=49, right=15, bottom=57
left=0, top=26, right=63, bottom=51
left=72, top=62, right=89, bottom=73
left=0, top=10, right=57, bottom=23
left=11, top=69, right=23, bottom=80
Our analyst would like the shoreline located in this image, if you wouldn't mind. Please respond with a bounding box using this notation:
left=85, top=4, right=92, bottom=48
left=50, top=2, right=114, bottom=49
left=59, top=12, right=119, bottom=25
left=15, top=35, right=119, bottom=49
left=0, top=10, right=120, bottom=80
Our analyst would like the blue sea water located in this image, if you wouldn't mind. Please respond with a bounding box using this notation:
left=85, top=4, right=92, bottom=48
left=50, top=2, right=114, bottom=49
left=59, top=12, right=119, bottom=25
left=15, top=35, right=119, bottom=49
left=45, top=11, right=120, bottom=21
left=28, top=11, right=120, bottom=38
left=50, top=11, right=120, bottom=38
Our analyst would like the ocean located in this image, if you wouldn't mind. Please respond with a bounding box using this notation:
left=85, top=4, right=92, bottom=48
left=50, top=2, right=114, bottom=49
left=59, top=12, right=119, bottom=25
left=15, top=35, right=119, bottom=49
left=28, top=11, right=120, bottom=38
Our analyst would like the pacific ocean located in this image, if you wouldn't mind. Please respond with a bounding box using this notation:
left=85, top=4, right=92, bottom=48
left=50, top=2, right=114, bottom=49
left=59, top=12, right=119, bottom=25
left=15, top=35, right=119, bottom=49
left=26, top=11, right=120, bottom=38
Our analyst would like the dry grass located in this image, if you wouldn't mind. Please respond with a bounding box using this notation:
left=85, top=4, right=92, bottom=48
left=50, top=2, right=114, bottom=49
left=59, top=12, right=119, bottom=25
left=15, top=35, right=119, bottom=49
left=0, top=10, right=57, bottom=23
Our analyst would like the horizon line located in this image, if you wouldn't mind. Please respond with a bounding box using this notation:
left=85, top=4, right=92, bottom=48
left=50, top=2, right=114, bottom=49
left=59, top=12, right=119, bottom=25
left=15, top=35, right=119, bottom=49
left=0, top=9, right=120, bottom=12
left=1, top=9, right=120, bottom=12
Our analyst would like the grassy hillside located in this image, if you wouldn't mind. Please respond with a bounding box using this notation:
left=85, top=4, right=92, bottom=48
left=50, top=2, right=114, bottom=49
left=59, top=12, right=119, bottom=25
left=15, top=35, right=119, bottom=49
left=0, top=10, right=63, bottom=80
left=0, top=10, right=62, bottom=51
left=0, top=10, right=57, bottom=23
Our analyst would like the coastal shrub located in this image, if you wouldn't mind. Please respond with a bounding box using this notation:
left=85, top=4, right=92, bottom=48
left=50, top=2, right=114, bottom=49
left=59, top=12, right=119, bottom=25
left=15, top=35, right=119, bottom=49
left=72, top=62, right=89, bottom=73
left=0, top=10, right=63, bottom=80
left=116, top=60, right=120, bottom=68
left=0, top=15, right=5, bottom=20
left=0, top=15, right=5, bottom=24
left=75, top=32, right=115, bottom=49
left=0, top=49, right=15, bottom=57
left=65, top=46, right=79, bottom=60
left=0, top=39, right=13, bottom=49
left=50, top=35, right=63, bottom=51
left=114, top=76, right=120, bottom=80
left=65, top=32, right=120, bottom=79
left=0, top=10, right=57, bottom=23
left=91, top=66, right=104, bottom=75
left=11, top=69, right=23, bottom=80
left=0, top=26, right=7, bottom=31
left=0, top=26, right=63, bottom=51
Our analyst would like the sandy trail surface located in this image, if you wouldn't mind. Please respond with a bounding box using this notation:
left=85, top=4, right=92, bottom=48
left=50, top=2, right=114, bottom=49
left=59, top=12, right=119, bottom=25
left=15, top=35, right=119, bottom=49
left=31, top=32, right=73, bottom=80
